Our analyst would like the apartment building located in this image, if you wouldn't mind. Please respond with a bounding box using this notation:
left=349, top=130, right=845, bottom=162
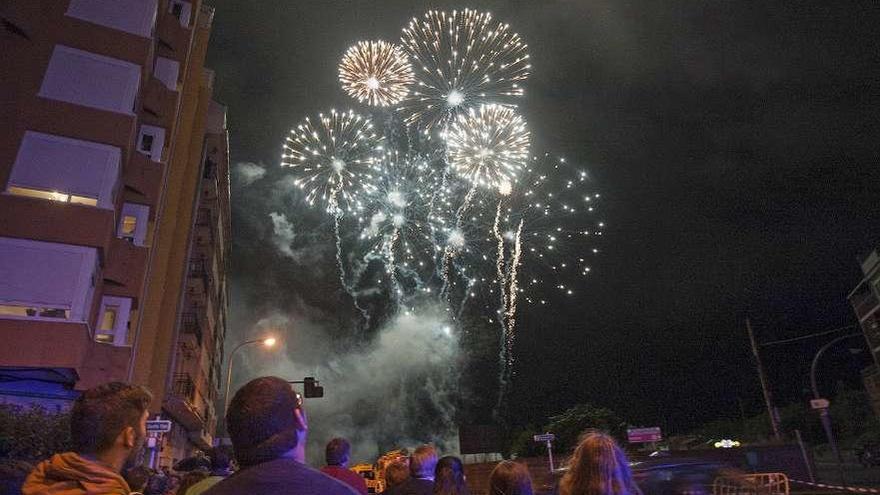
left=0, top=0, right=230, bottom=465
left=849, top=248, right=880, bottom=417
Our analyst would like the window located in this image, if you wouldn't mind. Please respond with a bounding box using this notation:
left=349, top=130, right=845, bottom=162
left=169, top=1, right=192, bottom=27
left=154, top=57, right=179, bottom=91
left=118, top=203, right=149, bottom=246
left=137, top=125, right=165, bottom=162
left=0, top=237, right=98, bottom=323
left=5, top=132, right=121, bottom=209
left=66, top=0, right=158, bottom=38
left=39, top=45, right=141, bottom=115
left=95, top=296, right=132, bottom=345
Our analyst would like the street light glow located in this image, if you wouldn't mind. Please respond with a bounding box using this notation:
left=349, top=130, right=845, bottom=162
left=263, top=337, right=277, bottom=347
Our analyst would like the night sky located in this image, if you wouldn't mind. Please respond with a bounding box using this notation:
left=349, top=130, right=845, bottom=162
left=206, top=1, right=880, bottom=435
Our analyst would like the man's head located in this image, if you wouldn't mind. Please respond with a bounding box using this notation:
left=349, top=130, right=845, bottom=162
left=70, top=382, right=152, bottom=468
left=207, top=446, right=234, bottom=475
left=384, top=461, right=409, bottom=489
left=325, top=438, right=351, bottom=467
left=226, top=376, right=307, bottom=467
left=409, top=445, right=438, bottom=479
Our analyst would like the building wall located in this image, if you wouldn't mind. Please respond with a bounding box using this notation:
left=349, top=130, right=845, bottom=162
left=0, top=0, right=229, bottom=466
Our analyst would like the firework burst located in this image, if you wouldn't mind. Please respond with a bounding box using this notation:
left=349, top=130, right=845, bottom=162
left=446, top=104, right=530, bottom=191
left=281, top=109, right=382, bottom=214
left=400, top=9, right=531, bottom=130
left=339, top=40, right=415, bottom=107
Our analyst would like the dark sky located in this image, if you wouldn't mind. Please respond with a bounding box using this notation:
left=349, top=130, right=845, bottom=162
left=206, top=1, right=880, bottom=434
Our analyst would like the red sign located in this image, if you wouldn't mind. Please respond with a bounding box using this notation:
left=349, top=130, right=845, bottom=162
left=627, top=427, right=662, bottom=443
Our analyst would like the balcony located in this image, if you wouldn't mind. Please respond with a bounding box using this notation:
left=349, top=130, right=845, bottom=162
left=140, top=78, right=178, bottom=130
left=123, top=152, right=165, bottom=209
left=103, top=238, right=148, bottom=300
left=0, top=319, right=90, bottom=371
left=156, top=10, right=192, bottom=63
left=164, top=372, right=204, bottom=432
left=180, top=311, right=203, bottom=345
left=0, top=195, right=114, bottom=253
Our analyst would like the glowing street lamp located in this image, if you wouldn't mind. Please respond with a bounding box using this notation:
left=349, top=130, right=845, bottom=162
left=223, top=336, right=278, bottom=413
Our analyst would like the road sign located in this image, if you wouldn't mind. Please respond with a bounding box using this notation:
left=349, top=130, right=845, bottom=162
left=146, top=420, right=172, bottom=433
left=627, top=427, right=662, bottom=443
left=810, top=398, right=830, bottom=410
left=533, top=433, right=555, bottom=442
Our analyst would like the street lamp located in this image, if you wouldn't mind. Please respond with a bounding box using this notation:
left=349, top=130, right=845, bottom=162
left=809, top=332, right=864, bottom=486
left=224, top=337, right=277, bottom=413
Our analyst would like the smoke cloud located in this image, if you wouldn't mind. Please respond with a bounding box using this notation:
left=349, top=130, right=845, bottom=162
left=234, top=161, right=267, bottom=185
left=237, top=303, right=460, bottom=465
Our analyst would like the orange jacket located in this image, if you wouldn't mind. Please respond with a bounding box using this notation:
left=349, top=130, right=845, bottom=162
left=22, top=453, right=131, bottom=495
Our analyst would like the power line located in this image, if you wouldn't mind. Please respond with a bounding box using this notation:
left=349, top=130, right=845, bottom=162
left=759, top=325, right=857, bottom=347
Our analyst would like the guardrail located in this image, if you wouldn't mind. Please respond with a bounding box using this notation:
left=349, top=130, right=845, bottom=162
left=713, top=472, right=789, bottom=495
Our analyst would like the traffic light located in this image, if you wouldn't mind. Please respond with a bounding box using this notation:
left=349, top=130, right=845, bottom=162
left=303, top=377, right=324, bottom=398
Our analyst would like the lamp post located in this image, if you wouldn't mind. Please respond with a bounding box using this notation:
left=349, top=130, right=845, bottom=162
left=224, top=337, right=277, bottom=413
left=809, top=332, right=863, bottom=486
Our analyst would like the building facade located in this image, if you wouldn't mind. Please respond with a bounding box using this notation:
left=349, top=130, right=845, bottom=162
left=848, top=248, right=880, bottom=417
left=0, top=0, right=229, bottom=466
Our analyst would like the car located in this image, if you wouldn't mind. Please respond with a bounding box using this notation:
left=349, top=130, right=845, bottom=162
left=630, top=457, right=741, bottom=495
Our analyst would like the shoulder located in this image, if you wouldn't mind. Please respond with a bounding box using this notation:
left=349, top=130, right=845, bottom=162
left=205, top=459, right=358, bottom=495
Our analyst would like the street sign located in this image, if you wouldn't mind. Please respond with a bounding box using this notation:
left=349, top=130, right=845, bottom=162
left=810, top=398, right=830, bottom=410
left=146, top=420, right=172, bottom=433
left=533, top=433, right=555, bottom=442
left=627, top=427, right=662, bottom=443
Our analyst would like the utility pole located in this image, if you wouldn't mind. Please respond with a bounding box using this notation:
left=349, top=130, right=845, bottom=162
left=746, top=318, right=781, bottom=440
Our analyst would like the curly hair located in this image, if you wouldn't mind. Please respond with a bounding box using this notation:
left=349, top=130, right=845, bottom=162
left=559, top=432, right=641, bottom=495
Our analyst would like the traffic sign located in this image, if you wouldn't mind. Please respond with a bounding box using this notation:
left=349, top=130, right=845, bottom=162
left=810, top=398, right=829, bottom=410
left=533, top=433, right=555, bottom=443
left=627, top=427, right=662, bottom=443
left=146, top=420, right=172, bottom=433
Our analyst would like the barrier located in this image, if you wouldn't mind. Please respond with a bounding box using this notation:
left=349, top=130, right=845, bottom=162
left=789, top=478, right=880, bottom=494
left=713, top=472, right=790, bottom=495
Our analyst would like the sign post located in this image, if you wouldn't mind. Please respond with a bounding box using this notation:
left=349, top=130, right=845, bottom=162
left=533, top=433, right=556, bottom=472
left=145, top=419, right=172, bottom=469
left=627, top=427, right=662, bottom=446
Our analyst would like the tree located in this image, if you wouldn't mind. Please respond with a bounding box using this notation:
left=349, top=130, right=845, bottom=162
left=543, top=404, right=625, bottom=455
left=0, top=404, right=71, bottom=462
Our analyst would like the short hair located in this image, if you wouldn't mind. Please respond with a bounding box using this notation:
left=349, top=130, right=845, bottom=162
left=384, top=461, right=410, bottom=488
left=207, top=445, right=233, bottom=471
left=325, top=438, right=351, bottom=466
left=70, top=382, right=152, bottom=454
left=226, top=376, right=301, bottom=467
left=489, top=460, right=534, bottom=495
left=410, top=444, right=438, bottom=478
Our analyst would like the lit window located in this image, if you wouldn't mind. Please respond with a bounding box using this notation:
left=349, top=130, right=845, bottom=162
left=95, top=296, right=132, bottom=346
left=0, top=237, right=98, bottom=323
left=118, top=203, right=149, bottom=246
left=7, top=186, right=98, bottom=206
left=6, top=132, right=120, bottom=209
left=121, top=216, right=137, bottom=236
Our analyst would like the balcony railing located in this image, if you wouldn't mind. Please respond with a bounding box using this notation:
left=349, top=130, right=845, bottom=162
left=852, top=288, right=879, bottom=320
left=180, top=312, right=202, bottom=345
left=172, top=373, right=195, bottom=403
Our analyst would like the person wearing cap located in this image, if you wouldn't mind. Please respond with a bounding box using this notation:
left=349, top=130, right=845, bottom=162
left=203, top=376, right=356, bottom=495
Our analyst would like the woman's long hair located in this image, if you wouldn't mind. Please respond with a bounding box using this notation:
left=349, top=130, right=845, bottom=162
left=489, top=460, right=534, bottom=495
left=433, top=455, right=470, bottom=495
left=559, top=432, right=641, bottom=495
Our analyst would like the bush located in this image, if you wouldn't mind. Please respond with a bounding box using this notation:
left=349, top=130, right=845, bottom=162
left=0, top=403, right=71, bottom=462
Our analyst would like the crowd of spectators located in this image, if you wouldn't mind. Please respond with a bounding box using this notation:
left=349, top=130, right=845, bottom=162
left=2, top=377, right=640, bottom=495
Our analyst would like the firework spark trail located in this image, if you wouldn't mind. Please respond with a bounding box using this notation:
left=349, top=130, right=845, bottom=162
left=330, top=185, right=371, bottom=330
left=440, top=183, right=477, bottom=302
left=492, top=200, right=509, bottom=336
left=505, top=218, right=524, bottom=363
left=384, top=226, right=403, bottom=304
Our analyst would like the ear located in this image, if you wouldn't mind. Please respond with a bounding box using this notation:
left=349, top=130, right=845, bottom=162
left=293, top=407, right=308, bottom=432
left=122, top=426, right=137, bottom=449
